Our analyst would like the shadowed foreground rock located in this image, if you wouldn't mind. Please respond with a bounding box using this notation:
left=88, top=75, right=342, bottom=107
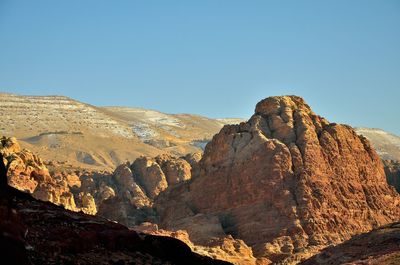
left=300, top=222, right=400, bottom=265
left=0, top=153, right=232, bottom=265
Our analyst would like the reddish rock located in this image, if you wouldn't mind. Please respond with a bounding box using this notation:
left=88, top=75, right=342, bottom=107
left=156, top=96, right=400, bottom=263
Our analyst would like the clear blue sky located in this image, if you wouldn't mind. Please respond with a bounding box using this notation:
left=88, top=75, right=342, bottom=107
left=0, top=0, right=399, bottom=134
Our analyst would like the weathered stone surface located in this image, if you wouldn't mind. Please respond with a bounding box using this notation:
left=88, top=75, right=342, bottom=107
left=155, top=96, right=400, bottom=263
left=156, top=154, right=192, bottom=185
left=113, top=163, right=151, bottom=208
left=131, top=156, right=168, bottom=199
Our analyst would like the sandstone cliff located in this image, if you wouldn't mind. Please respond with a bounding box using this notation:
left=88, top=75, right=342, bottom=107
left=155, top=96, right=400, bottom=264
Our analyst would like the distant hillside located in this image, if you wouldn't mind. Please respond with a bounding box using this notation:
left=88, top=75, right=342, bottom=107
left=355, top=128, right=400, bottom=161
left=0, top=93, right=242, bottom=171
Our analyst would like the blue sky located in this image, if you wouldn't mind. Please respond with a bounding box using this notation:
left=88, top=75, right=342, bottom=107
left=0, top=0, right=399, bottom=134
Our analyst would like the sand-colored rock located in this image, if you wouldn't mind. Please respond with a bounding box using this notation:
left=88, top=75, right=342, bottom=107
left=113, top=163, right=151, bottom=208
left=156, top=154, right=192, bottom=185
left=131, top=156, right=168, bottom=199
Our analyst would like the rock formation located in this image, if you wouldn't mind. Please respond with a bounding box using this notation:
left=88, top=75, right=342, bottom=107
left=0, top=136, right=82, bottom=212
left=0, top=152, right=232, bottom=265
left=155, top=96, right=400, bottom=264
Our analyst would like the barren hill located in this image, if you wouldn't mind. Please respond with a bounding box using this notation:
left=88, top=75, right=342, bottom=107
left=355, top=128, right=400, bottom=161
left=0, top=93, right=241, bottom=171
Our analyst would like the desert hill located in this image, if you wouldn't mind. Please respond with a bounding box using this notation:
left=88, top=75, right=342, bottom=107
left=0, top=93, right=241, bottom=171
left=355, top=127, right=400, bottom=161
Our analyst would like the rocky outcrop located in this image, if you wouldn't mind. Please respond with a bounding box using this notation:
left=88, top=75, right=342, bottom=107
left=155, top=154, right=192, bottom=185
left=384, top=160, right=400, bottom=193
left=130, top=154, right=192, bottom=199
left=155, top=96, right=400, bottom=263
left=0, top=153, right=232, bottom=265
left=1, top=136, right=81, bottom=212
left=131, top=157, right=169, bottom=199
left=300, top=222, right=400, bottom=265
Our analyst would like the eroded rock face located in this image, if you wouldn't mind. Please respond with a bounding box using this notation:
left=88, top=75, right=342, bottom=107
left=156, top=154, right=192, bottom=185
left=130, top=154, right=192, bottom=199
left=131, top=156, right=169, bottom=199
left=155, top=96, right=400, bottom=263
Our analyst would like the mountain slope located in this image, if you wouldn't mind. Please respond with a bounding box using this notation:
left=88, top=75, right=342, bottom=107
left=0, top=93, right=242, bottom=171
left=355, top=128, right=400, bottom=161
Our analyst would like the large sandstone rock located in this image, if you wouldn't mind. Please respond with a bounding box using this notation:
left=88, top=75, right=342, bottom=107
left=156, top=154, right=192, bottom=185
left=155, top=96, right=400, bottom=263
left=131, top=156, right=169, bottom=199
left=130, top=154, right=192, bottom=199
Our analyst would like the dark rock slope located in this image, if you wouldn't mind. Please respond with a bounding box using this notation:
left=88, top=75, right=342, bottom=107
left=300, top=222, right=400, bottom=265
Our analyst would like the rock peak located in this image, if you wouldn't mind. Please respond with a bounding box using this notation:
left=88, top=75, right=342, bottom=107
left=255, top=95, right=312, bottom=116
